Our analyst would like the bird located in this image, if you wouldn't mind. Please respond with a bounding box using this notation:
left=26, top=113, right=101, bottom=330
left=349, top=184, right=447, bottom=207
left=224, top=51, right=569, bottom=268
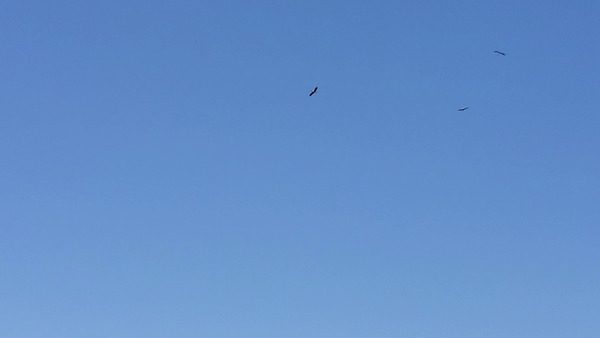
left=309, top=87, right=318, bottom=96
left=458, top=107, right=469, bottom=111
left=494, top=50, right=506, bottom=56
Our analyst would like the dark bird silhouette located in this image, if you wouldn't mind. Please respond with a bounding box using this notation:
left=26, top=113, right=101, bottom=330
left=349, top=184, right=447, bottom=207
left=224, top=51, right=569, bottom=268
left=458, top=107, right=469, bottom=111
left=494, top=50, right=506, bottom=56
left=309, top=87, right=318, bottom=96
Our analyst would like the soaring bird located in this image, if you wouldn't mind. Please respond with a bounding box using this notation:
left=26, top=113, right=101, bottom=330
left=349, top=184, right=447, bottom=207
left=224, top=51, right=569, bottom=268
left=309, top=87, right=318, bottom=96
left=458, top=107, right=469, bottom=111
left=494, top=50, right=506, bottom=56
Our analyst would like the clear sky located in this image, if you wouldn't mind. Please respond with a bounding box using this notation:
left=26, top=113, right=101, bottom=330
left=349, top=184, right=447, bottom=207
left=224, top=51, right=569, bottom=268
left=1, top=1, right=599, bottom=337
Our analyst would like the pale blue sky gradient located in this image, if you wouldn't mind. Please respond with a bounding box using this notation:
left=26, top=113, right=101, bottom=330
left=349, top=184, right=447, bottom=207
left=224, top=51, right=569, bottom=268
left=1, top=1, right=599, bottom=337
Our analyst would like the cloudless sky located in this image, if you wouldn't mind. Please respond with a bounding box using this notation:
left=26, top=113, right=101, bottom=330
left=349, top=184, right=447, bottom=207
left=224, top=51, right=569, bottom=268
left=1, top=1, right=599, bottom=337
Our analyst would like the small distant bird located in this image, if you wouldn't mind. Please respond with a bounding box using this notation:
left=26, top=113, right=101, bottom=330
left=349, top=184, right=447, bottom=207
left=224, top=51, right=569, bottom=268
left=494, top=50, right=506, bottom=56
left=309, top=87, right=318, bottom=96
left=458, top=107, right=469, bottom=111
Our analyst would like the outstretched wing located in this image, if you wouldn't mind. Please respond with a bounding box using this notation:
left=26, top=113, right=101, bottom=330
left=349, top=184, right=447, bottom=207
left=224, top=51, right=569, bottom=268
left=494, top=50, right=506, bottom=56
left=309, top=87, right=318, bottom=96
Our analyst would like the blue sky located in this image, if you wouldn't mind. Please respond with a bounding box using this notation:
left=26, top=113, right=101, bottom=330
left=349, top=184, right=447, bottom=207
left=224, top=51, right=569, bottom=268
left=1, top=1, right=599, bottom=337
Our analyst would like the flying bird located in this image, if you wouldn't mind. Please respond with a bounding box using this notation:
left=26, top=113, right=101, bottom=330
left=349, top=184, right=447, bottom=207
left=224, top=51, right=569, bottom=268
left=309, top=87, right=318, bottom=96
left=494, top=50, right=506, bottom=56
left=458, top=107, right=469, bottom=111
